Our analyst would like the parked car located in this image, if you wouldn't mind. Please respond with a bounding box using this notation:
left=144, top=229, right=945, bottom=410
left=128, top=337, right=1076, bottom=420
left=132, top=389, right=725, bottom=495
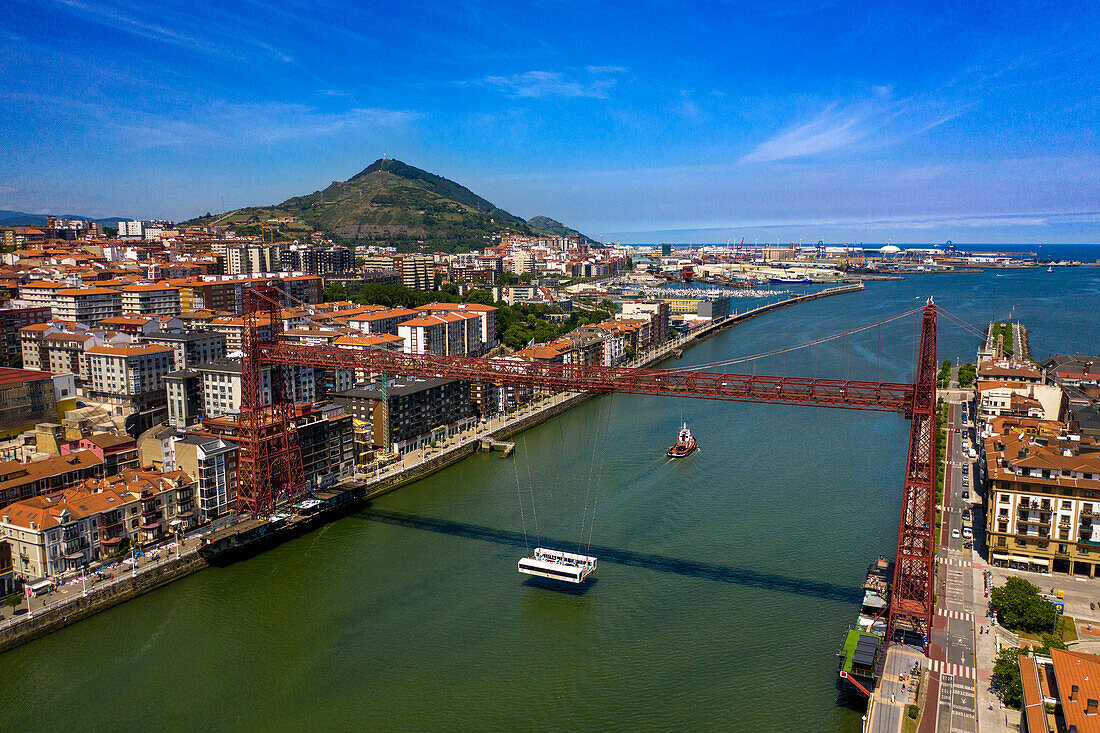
left=962, top=527, right=973, bottom=539
left=952, top=528, right=961, bottom=539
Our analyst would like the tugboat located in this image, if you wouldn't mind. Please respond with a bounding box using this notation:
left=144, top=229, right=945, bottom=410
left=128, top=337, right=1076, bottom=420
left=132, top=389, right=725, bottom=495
left=667, top=422, right=697, bottom=458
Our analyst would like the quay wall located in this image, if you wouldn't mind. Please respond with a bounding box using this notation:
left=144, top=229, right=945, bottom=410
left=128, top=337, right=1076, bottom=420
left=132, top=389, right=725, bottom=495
left=0, top=553, right=208, bottom=655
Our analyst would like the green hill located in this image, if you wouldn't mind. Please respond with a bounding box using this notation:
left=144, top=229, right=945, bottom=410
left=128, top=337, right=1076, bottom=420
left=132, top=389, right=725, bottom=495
left=526, top=215, right=598, bottom=245
left=183, top=159, right=539, bottom=252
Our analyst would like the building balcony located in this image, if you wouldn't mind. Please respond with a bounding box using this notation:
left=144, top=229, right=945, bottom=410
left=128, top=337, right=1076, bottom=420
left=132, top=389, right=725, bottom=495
left=1017, top=517, right=1050, bottom=527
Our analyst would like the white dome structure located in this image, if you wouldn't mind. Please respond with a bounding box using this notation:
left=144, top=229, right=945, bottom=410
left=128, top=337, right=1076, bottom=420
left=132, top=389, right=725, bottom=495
left=879, top=245, right=902, bottom=255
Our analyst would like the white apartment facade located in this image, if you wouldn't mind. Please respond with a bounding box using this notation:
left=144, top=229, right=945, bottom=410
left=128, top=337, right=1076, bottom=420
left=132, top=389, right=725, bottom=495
left=120, top=284, right=182, bottom=317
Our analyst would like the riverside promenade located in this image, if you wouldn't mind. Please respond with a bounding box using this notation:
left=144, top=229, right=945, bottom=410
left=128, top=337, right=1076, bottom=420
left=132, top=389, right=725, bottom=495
left=0, top=283, right=863, bottom=653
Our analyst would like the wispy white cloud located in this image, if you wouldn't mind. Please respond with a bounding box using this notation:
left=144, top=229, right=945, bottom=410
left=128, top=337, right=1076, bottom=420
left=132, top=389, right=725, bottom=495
left=0, top=186, right=16, bottom=195
left=103, top=102, right=420, bottom=149
left=741, top=105, right=863, bottom=163
left=740, top=90, right=964, bottom=164
left=586, top=65, right=628, bottom=74
left=39, top=0, right=294, bottom=63
left=485, top=70, right=617, bottom=99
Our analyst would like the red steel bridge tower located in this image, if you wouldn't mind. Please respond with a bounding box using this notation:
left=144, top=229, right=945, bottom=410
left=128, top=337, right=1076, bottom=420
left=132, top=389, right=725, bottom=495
left=241, top=291, right=938, bottom=644
left=237, top=287, right=306, bottom=517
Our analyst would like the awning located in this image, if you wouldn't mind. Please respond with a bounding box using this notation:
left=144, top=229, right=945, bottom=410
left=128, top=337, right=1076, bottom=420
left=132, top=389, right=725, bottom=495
left=141, top=522, right=161, bottom=531
left=992, top=553, right=1011, bottom=562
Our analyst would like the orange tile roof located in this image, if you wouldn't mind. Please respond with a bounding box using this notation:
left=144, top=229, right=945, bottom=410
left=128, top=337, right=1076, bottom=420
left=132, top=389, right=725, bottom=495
left=1051, top=648, right=1100, bottom=731
left=87, top=344, right=174, bottom=357
left=56, top=287, right=122, bottom=296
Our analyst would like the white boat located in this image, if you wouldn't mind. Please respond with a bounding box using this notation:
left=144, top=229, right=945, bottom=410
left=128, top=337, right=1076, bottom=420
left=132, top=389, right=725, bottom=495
left=1047, top=265, right=1053, bottom=272
left=518, top=547, right=597, bottom=583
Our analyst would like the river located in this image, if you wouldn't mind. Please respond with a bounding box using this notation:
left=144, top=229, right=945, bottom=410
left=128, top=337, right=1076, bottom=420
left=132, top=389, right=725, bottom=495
left=2, top=266, right=1099, bottom=731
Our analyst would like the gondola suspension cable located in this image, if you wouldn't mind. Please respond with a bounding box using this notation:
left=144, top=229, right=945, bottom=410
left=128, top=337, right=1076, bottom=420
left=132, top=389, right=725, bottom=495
left=674, top=306, right=922, bottom=372
left=586, top=390, right=615, bottom=553
left=577, top=392, right=607, bottom=552
left=513, top=441, right=530, bottom=553
left=523, top=432, right=541, bottom=547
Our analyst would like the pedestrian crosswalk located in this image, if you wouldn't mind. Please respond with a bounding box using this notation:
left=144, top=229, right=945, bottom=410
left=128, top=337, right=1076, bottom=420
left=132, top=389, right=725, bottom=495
left=937, top=608, right=974, bottom=621
left=941, top=557, right=973, bottom=567
left=929, top=659, right=977, bottom=679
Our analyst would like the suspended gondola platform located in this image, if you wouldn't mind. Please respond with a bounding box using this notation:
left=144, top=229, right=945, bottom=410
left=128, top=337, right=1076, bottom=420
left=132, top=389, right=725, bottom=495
left=518, top=548, right=597, bottom=584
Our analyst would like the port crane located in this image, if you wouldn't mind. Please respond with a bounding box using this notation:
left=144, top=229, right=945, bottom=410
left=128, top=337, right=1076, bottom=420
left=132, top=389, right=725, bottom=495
left=238, top=287, right=940, bottom=646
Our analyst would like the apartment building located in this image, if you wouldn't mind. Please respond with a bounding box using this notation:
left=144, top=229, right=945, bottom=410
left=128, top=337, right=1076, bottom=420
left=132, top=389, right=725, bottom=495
left=97, top=315, right=163, bottom=336
left=414, top=302, right=497, bottom=351
left=225, top=245, right=281, bottom=275
left=16, top=281, right=66, bottom=309
left=397, top=316, right=448, bottom=356
left=86, top=344, right=175, bottom=409
left=53, top=287, right=123, bottom=324
left=0, top=467, right=199, bottom=576
left=345, top=307, right=418, bottom=335
left=293, top=403, right=354, bottom=490
left=208, top=317, right=273, bottom=352
left=169, top=278, right=237, bottom=312
left=619, top=301, right=671, bottom=343
left=200, top=402, right=353, bottom=490
left=43, top=331, right=100, bottom=381
left=173, top=434, right=237, bottom=521
left=0, top=450, right=104, bottom=506
left=984, top=418, right=1100, bottom=576
left=140, top=331, right=226, bottom=370
left=276, top=276, right=323, bottom=306
left=193, top=359, right=316, bottom=417
left=0, top=368, right=65, bottom=437
left=120, top=283, right=181, bottom=316
left=334, top=378, right=475, bottom=454
left=0, top=306, right=51, bottom=366
left=281, top=245, right=353, bottom=274
left=195, top=360, right=273, bottom=418
left=361, top=254, right=433, bottom=290
left=0, top=487, right=133, bottom=577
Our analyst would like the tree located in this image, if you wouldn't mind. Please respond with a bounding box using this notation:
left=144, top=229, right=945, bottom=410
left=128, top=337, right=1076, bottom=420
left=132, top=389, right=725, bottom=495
left=992, top=646, right=1025, bottom=708
left=991, top=577, right=1057, bottom=633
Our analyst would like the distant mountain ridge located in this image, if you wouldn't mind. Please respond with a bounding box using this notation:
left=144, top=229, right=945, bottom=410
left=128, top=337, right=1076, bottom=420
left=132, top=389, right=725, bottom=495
left=182, top=159, right=594, bottom=253
left=0, top=210, right=130, bottom=227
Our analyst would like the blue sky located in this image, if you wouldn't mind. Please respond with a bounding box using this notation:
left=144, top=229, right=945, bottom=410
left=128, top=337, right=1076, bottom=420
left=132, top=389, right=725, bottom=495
left=2, top=1, right=1098, bottom=243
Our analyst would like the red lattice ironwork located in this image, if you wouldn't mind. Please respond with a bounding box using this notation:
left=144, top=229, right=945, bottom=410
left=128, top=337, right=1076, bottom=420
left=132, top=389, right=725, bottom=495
left=237, top=287, right=306, bottom=517
left=239, top=288, right=940, bottom=641
left=258, top=343, right=916, bottom=412
left=886, top=301, right=938, bottom=644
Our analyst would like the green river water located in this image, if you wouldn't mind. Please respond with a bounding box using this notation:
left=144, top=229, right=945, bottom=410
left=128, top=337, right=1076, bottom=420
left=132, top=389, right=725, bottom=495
left=2, top=268, right=1099, bottom=731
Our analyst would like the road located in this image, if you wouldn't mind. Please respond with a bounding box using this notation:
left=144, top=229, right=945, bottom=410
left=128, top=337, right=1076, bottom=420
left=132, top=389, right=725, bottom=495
left=932, top=398, right=979, bottom=733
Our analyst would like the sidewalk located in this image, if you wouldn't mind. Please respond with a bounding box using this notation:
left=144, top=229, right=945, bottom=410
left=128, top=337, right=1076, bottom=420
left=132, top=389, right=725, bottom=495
left=866, top=644, right=925, bottom=733
left=0, top=533, right=206, bottom=630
